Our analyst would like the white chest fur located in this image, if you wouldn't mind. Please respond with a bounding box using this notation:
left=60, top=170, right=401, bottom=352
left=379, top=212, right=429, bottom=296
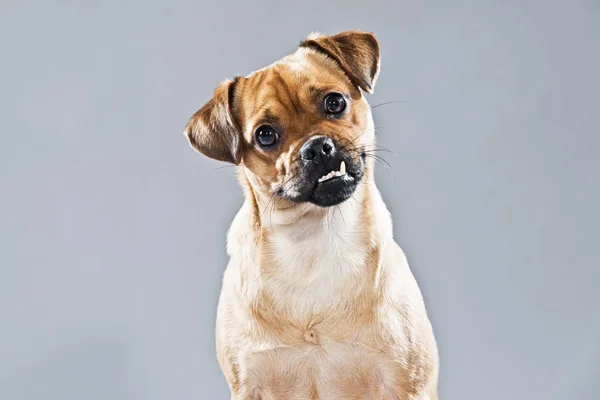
left=219, top=186, right=437, bottom=399
left=225, top=184, right=392, bottom=318
left=262, top=204, right=372, bottom=315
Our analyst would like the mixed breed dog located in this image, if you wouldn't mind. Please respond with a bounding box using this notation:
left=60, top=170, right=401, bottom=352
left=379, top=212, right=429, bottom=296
left=184, top=30, right=439, bottom=400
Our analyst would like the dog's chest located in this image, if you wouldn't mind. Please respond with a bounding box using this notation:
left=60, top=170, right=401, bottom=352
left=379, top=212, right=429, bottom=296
left=237, top=339, right=408, bottom=399
left=263, top=224, right=370, bottom=316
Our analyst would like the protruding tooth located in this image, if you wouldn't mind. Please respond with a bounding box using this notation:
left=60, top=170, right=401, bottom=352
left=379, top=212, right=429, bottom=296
left=320, top=169, right=346, bottom=183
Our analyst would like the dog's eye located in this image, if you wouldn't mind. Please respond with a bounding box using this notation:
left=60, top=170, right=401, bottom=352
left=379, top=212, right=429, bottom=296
left=324, top=93, right=347, bottom=115
left=254, top=125, right=279, bottom=148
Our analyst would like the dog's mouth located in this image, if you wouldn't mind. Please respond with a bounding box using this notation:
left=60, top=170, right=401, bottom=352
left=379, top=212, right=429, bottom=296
left=279, top=150, right=365, bottom=207
left=316, top=161, right=353, bottom=184
left=308, top=159, right=362, bottom=207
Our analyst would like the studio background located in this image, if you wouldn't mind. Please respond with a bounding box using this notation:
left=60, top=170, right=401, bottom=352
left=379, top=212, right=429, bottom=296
left=1, top=1, right=599, bottom=399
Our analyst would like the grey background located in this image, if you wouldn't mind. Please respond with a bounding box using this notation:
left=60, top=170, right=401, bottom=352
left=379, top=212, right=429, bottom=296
left=1, top=0, right=599, bottom=399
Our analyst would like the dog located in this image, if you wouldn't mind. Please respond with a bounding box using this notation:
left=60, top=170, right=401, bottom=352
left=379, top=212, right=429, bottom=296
left=184, top=30, right=439, bottom=400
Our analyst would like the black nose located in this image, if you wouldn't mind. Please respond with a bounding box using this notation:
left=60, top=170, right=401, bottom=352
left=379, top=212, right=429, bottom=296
left=300, top=136, right=335, bottom=161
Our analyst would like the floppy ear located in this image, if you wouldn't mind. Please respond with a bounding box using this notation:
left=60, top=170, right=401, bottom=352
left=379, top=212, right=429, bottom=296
left=300, top=30, right=381, bottom=93
left=183, top=77, right=242, bottom=164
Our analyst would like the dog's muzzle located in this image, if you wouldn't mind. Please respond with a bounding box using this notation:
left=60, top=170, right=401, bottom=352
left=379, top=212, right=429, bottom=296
left=286, top=135, right=365, bottom=207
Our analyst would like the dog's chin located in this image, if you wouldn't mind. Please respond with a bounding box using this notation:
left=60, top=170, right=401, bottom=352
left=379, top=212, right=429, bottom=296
left=309, top=175, right=358, bottom=207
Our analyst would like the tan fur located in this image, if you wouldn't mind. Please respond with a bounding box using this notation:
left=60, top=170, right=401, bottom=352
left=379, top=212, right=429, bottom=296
left=184, top=31, right=439, bottom=399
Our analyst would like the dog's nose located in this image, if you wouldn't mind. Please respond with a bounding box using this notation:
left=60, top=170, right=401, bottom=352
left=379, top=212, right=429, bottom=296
left=300, top=136, right=335, bottom=161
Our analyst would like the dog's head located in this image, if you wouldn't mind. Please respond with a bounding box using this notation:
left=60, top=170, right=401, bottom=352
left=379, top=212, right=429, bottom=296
left=184, top=31, right=380, bottom=207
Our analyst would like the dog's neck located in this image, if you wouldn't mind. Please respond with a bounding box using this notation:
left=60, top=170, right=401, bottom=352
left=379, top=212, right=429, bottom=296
left=226, top=166, right=394, bottom=314
left=225, top=166, right=393, bottom=317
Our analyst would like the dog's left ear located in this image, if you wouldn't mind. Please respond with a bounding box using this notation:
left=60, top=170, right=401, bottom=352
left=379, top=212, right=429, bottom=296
left=183, top=77, right=242, bottom=164
left=301, top=30, right=380, bottom=93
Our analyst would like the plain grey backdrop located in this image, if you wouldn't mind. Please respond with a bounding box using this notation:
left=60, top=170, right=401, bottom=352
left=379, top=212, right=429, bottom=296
left=1, top=0, right=599, bottom=399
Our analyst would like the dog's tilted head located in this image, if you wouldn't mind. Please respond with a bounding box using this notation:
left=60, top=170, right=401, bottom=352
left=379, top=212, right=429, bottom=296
left=184, top=31, right=380, bottom=207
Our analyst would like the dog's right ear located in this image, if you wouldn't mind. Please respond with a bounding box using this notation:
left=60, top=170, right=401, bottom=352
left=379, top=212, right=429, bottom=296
left=300, top=31, right=380, bottom=94
left=184, top=77, right=242, bottom=164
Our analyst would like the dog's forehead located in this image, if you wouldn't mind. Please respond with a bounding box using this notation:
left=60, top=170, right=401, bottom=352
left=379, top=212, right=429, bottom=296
left=238, top=49, right=354, bottom=117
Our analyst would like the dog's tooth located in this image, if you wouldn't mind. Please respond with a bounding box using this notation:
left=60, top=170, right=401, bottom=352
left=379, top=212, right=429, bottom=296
left=319, top=170, right=344, bottom=182
left=340, top=161, right=346, bottom=175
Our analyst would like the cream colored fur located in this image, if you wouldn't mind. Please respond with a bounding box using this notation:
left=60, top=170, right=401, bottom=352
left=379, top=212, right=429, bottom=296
left=184, top=30, right=440, bottom=400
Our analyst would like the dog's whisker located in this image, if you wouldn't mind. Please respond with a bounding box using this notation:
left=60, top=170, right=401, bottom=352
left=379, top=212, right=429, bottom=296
left=350, top=193, right=369, bottom=210
left=211, top=163, right=244, bottom=172
left=335, top=204, right=347, bottom=231
left=370, top=100, right=406, bottom=110
left=361, top=149, right=400, bottom=159
left=349, top=130, right=368, bottom=145
left=294, top=202, right=312, bottom=220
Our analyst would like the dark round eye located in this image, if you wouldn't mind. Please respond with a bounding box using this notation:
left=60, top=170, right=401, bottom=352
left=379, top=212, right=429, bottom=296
left=254, top=125, right=279, bottom=148
left=324, top=93, right=347, bottom=115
